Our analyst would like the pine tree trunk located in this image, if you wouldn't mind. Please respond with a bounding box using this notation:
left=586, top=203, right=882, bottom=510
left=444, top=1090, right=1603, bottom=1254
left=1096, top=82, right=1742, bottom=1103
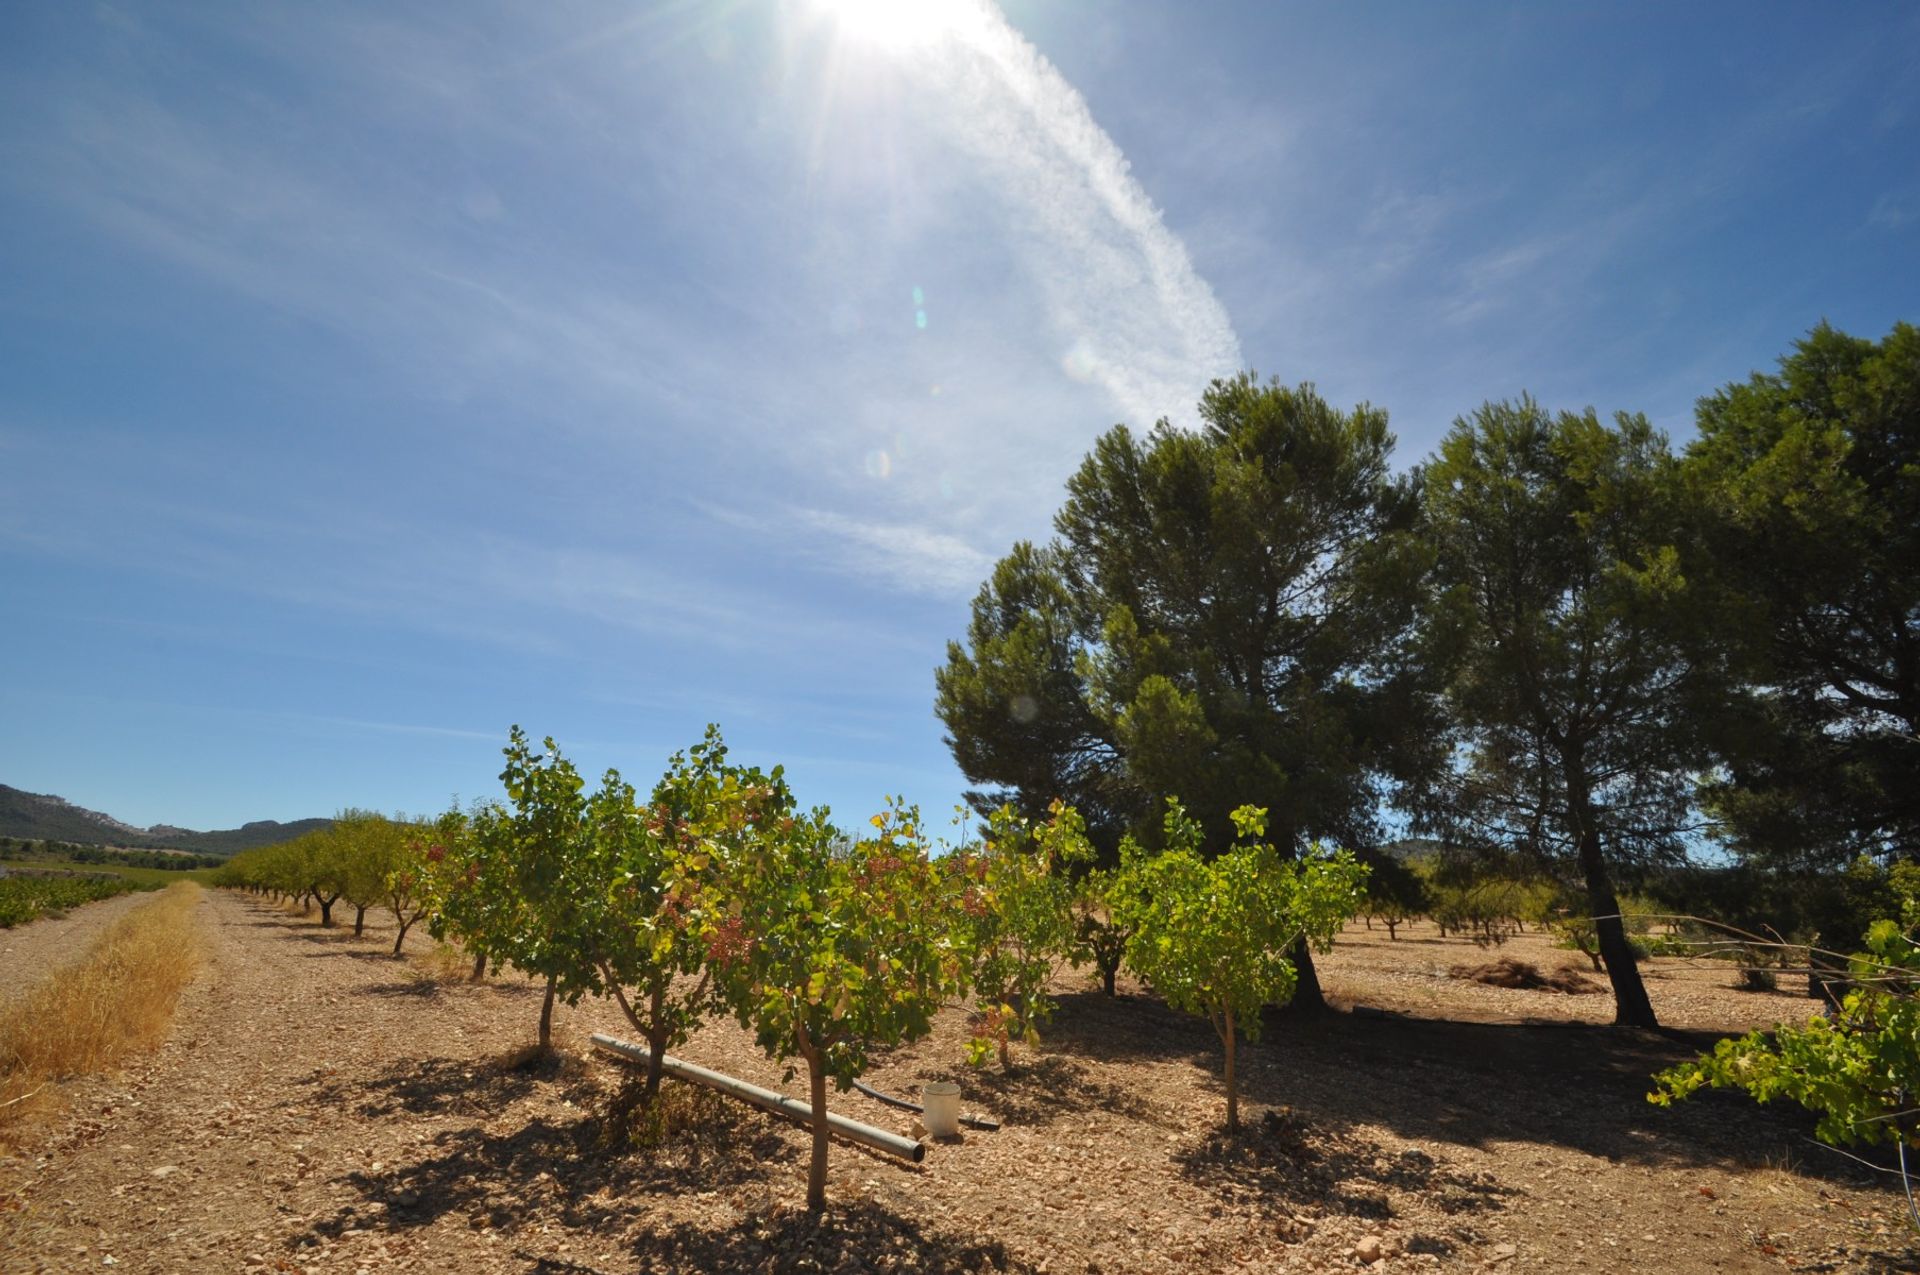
left=1567, top=761, right=1658, bottom=1027
left=1289, top=940, right=1327, bottom=1012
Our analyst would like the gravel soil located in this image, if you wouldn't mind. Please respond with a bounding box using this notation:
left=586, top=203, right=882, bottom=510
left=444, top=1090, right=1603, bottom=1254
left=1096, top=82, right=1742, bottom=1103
left=1, top=895, right=1916, bottom=1274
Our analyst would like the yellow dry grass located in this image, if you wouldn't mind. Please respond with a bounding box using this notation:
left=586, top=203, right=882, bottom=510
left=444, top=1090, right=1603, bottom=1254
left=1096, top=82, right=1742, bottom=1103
left=0, top=882, right=204, bottom=1149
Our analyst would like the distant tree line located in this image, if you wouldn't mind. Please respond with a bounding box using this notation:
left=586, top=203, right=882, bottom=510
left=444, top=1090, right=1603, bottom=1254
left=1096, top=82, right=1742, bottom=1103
left=0, top=837, right=223, bottom=871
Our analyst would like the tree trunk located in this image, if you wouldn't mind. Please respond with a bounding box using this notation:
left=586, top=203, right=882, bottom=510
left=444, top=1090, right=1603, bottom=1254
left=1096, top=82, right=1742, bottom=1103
left=317, top=896, right=335, bottom=927
left=471, top=951, right=487, bottom=981
left=1101, top=960, right=1117, bottom=997
left=644, top=982, right=670, bottom=1097
left=1223, top=1007, right=1239, bottom=1135
left=1567, top=762, right=1658, bottom=1028
left=1385, top=918, right=1399, bottom=940
left=538, top=972, right=557, bottom=1051
left=353, top=905, right=365, bottom=937
left=1288, top=940, right=1327, bottom=1012
left=799, top=1026, right=830, bottom=1213
left=645, top=1033, right=667, bottom=1098
left=392, top=920, right=412, bottom=957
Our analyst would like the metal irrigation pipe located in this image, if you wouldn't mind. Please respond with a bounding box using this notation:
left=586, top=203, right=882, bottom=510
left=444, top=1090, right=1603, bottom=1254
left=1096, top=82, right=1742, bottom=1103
left=589, top=1033, right=926, bottom=1163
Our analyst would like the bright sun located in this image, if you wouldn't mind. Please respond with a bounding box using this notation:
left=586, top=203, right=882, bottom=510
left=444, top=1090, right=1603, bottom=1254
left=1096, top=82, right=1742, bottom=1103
left=817, top=0, right=972, bottom=51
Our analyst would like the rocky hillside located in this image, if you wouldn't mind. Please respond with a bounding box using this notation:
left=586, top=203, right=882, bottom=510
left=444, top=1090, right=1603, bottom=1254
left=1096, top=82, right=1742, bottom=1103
left=0, top=784, right=328, bottom=856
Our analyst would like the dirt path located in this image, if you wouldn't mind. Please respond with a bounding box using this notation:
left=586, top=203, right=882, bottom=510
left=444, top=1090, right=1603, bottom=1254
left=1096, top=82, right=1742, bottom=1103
left=0, top=890, right=165, bottom=1007
left=0, top=894, right=1914, bottom=1274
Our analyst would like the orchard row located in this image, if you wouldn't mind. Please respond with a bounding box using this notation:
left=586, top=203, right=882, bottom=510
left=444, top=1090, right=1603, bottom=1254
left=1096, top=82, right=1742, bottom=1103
left=217, top=725, right=1367, bottom=1211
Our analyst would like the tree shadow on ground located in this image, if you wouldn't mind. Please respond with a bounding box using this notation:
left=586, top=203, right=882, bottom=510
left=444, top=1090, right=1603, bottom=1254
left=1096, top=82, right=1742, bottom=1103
left=357, top=977, right=441, bottom=998
left=303, top=1052, right=599, bottom=1121
left=291, top=1066, right=794, bottom=1250
left=1174, top=1107, right=1516, bottom=1253
left=1041, top=988, right=1215, bottom=1065
left=238, top=913, right=316, bottom=930
left=1221, top=1011, right=1891, bottom=1189
left=290, top=927, right=369, bottom=944
left=349, top=975, right=542, bottom=1003
left=573, top=1198, right=1040, bottom=1275
left=300, top=947, right=404, bottom=964
left=907, top=1052, right=1172, bottom=1130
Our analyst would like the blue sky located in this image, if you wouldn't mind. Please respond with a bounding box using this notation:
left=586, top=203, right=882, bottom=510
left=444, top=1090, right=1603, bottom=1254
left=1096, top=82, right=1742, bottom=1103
left=1, top=1, right=1915, bottom=833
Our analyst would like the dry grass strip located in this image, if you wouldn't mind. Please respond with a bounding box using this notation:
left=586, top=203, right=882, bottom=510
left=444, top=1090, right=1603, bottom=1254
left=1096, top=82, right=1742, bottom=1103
left=0, top=882, right=204, bottom=1149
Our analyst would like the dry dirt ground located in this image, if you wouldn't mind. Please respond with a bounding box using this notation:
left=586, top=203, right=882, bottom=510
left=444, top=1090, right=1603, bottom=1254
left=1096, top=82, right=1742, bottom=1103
left=2, top=894, right=1917, bottom=1274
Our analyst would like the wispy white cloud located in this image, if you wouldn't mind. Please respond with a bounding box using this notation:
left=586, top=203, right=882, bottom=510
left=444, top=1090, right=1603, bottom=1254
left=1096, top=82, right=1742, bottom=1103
left=789, top=507, right=995, bottom=596
left=1869, top=191, right=1916, bottom=231
left=876, top=2, right=1244, bottom=433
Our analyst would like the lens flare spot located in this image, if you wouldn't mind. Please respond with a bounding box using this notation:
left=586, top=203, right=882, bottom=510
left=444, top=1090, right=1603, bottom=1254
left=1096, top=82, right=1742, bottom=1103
left=863, top=449, right=893, bottom=479
left=1009, top=695, right=1039, bottom=724
left=930, top=383, right=942, bottom=397
left=915, top=309, right=928, bottom=330
left=912, top=285, right=925, bottom=306
left=1061, top=341, right=1099, bottom=383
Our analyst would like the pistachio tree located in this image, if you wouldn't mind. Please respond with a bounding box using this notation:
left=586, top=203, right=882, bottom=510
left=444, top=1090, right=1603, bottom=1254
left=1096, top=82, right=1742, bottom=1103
left=388, top=812, right=452, bottom=957
left=1113, top=800, right=1365, bottom=1133
left=705, top=799, right=966, bottom=1212
left=950, top=800, right=1084, bottom=1069
left=592, top=728, right=769, bottom=1098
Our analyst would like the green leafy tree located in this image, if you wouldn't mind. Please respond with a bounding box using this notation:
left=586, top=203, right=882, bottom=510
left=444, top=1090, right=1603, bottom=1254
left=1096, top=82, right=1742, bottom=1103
left=334, top=809, right=403, bottom=938
left=1416, top=399, right=1715, bottom=1027
left=935, top=542, right=1133, bottom=846
left=423, top=802, right=505, bottom=982
left=387, top=813, right=448, bottom=957
left=938, top=374, right=1434, bottom=1009
left=460, top=727, right=734, bottom=1061
left=704, top=799, right=966, bottom=1212
left=1358, top=849, right=1429, bottom=940
left=1112, top=800, right=1366, bottom=1133
left=1652, top=908, right=1920, bottom=1163
left=1684, top=321, right=1919, bottom=869
left=950, top=800, right=1085, bottom=1069
left=593, top=728, right=764, bottom=1099
left=299, top=826, right=350, bottom=927
left=1068, top=861, right=1131, bottom=997
left=476, top=728, right=605, bottom=1049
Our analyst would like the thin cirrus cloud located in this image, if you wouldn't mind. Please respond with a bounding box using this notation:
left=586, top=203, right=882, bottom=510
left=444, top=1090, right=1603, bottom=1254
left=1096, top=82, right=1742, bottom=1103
left=15, top=0, right=1241, bottom=609
left=903, top=0, right=1244, bottom=434
left=781, top=0, right=1245, bottom=590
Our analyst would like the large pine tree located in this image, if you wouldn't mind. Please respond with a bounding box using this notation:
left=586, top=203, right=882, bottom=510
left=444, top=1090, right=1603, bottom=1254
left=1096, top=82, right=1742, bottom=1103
left=937, top=373, right=1433, bottom=1009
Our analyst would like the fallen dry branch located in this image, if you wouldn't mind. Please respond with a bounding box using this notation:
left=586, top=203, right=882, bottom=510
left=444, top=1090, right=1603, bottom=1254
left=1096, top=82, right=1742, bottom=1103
left=1448, top=956, right=1602, bottom=994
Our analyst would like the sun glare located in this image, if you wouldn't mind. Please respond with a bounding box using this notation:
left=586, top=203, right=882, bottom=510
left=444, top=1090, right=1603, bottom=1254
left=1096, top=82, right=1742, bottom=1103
left=817, top=0, right=972, bottom=51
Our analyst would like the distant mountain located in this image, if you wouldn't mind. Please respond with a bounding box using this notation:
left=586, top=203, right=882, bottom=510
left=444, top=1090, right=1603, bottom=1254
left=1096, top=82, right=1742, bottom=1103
left=0, top=784, right=329, bottom=857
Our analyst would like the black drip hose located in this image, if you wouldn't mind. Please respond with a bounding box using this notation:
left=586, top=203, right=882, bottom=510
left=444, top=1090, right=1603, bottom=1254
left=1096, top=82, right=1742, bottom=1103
left=851, top=1078, right=1001, bottom=1131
